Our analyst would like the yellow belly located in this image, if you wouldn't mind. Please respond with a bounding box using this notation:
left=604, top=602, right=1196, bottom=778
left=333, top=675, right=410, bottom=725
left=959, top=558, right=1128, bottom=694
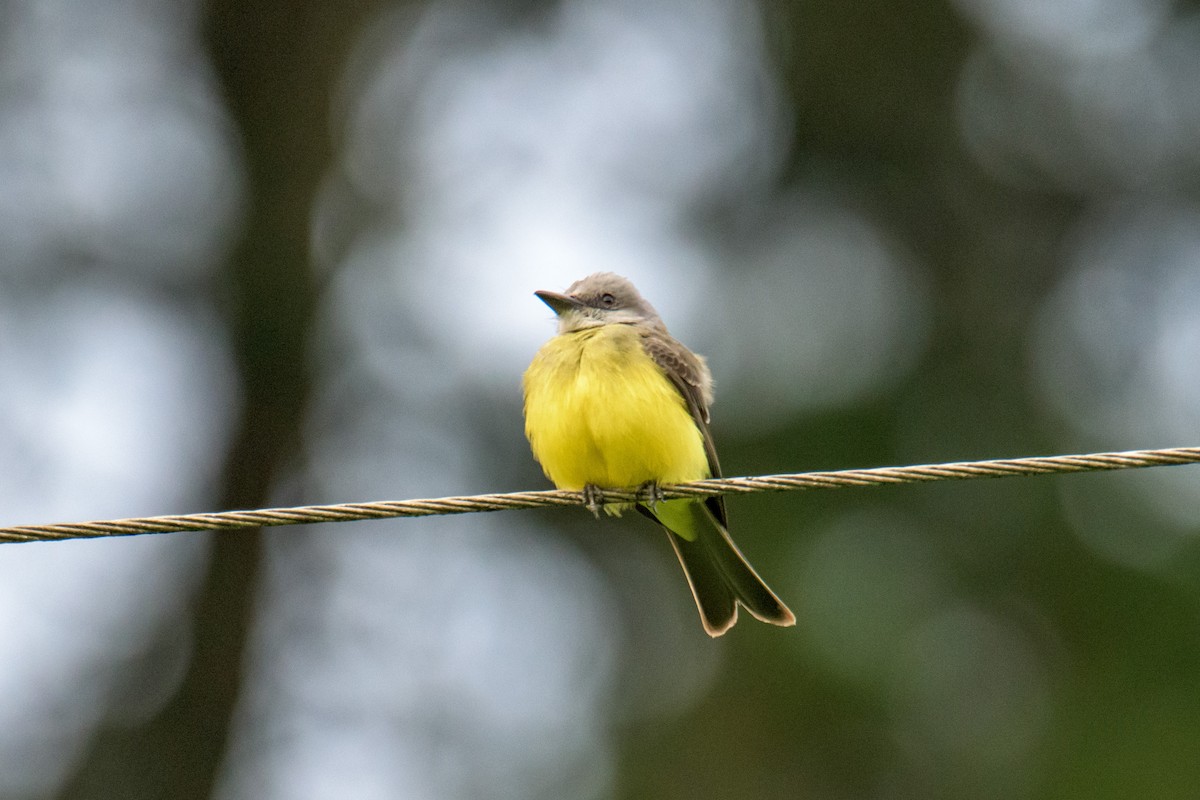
left=522, top=325, right=709, bottom=491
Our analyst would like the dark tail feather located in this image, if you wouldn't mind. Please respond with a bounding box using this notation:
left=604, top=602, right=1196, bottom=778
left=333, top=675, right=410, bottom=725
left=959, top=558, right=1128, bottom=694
left=641, top=504, right=796, bottom=637
left=665, top=529, right=739, bottom=636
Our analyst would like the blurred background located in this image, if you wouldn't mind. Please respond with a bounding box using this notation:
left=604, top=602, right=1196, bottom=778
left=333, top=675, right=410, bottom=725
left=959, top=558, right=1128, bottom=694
left=1, top=0, right=1199, bottom=797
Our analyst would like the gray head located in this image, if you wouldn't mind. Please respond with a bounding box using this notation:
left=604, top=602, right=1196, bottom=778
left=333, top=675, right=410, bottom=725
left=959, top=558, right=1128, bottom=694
left=535, top=272, right=667, bottom=334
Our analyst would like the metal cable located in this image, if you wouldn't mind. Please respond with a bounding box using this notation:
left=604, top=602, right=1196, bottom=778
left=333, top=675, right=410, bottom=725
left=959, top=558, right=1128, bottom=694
left=2, top=445, right=1198, bottom=544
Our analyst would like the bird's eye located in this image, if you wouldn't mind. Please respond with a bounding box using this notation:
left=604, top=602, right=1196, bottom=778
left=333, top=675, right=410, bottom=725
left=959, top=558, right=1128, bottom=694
left=600, top=293, right=616, bottom=307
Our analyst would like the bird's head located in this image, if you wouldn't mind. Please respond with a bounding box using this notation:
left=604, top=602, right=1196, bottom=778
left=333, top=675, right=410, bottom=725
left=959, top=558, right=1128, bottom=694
left=535, top=272, right=666, bottom=334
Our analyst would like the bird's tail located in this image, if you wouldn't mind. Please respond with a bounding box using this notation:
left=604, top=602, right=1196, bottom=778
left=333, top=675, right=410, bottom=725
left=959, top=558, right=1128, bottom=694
left=642, top=500, right=796, bottom=637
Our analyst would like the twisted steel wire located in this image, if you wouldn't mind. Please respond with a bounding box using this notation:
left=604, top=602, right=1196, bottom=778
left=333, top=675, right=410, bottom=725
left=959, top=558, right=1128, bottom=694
left=1, top=446, right=1198, bottom=544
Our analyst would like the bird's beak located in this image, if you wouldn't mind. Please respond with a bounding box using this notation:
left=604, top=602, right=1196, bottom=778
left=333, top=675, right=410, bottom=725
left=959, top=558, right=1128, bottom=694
left=535, top=290, right=584, bottom=316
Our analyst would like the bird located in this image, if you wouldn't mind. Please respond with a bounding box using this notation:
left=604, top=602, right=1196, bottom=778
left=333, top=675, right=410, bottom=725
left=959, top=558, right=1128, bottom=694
left=522, top=272, right=795, bottom=636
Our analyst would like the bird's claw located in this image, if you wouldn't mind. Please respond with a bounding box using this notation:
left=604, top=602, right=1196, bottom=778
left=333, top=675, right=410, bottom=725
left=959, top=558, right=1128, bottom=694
left=638, top=481, right=665, bottom=509
left=582, top=484, right=604, bottom=518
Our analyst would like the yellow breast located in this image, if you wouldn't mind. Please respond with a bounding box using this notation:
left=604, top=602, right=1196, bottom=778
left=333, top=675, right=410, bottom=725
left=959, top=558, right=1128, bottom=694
left=522, top=325, right=709, bottom=491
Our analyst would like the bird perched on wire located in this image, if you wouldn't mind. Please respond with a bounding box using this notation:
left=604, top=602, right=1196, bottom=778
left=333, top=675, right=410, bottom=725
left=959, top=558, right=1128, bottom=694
left=522, top=272, right=795, bottom=636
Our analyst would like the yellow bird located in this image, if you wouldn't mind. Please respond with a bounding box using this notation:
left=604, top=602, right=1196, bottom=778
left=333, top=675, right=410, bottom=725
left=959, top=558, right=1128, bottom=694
left=522, top=272, right=795, bottom=636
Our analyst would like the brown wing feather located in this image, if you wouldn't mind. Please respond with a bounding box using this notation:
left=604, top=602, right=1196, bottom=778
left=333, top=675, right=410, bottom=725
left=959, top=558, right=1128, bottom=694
left=640, top=330, right=728, bottom=529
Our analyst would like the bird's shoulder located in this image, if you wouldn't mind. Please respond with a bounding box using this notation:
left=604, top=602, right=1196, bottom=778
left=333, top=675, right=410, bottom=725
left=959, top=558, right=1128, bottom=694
left=638, top=327, right=714, bottom=420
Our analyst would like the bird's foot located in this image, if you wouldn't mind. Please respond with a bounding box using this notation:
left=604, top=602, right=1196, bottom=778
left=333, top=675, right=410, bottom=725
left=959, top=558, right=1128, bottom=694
left=582, top=484, right=605, bottom=518
left=637, top=481, right=665, bottom=509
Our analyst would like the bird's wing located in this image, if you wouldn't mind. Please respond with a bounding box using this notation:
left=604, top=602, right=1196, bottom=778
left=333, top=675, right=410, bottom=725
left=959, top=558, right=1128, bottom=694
left=641, top=330, right=727, bottom=529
